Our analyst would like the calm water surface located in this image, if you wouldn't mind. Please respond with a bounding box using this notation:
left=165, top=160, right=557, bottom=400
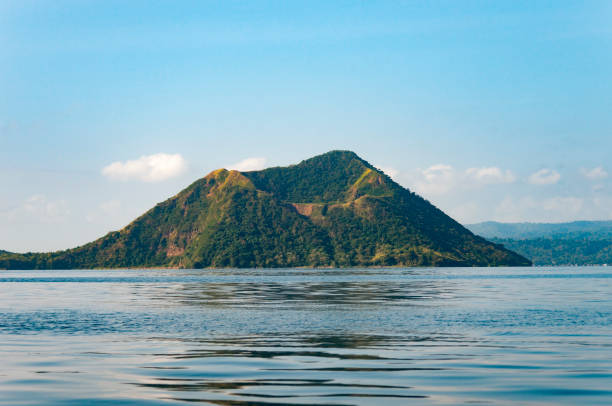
left=0, top=267, right=611, bottom=405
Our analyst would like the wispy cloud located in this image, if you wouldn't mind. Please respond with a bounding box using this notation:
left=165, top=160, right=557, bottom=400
left=528, top=168, right=560, bottom=185
left=375, top=165, right=399, bottom=179
left=3, top=195, right=70, bottom=223
left=227, top=157, right=267, bottom=172
left=410, top=164, right=515, bottom=196
left=413, top=164, right=456, bottom=195
left=465, top=167, right=515, bottom=184
left=581, top=166, right=608, bottom=180
left=102, top=153, right=187, bottom=182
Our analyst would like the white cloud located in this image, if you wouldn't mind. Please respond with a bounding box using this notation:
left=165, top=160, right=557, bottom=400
left=227, top=157, right=267, bottom=172
left=412, top=164, right=456, bottom=196
left=102, top=153, right=187, bottom=182
left=528, top=168, right=560, bottom=185
left=465, top=167, right=515, bottom=184
left=581, top=166, right=608, bottom=180
left=409, top=164, right=515, bottom=196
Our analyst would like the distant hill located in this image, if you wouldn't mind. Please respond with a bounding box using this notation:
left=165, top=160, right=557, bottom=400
left=0, top=151, right=530, bottom=269
left=466, top=221, right=612, bottom=266
left=466, top=220, right=612, bottom=240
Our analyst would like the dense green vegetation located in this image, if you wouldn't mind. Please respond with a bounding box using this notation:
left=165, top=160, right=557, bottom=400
left=467, top=221, right=612, bottom=265
left=0, top=151, right=530, bottom=269
left=491, top=237, right=612, bottom=266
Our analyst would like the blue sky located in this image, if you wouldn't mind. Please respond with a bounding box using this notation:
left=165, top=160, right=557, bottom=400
left=1, top=1, right=611, bottom=252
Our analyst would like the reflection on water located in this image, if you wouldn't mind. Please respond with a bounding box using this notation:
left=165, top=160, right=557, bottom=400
left=0, top=267, right=611, bottom=405
left=152, top=280, right=457, bottom=308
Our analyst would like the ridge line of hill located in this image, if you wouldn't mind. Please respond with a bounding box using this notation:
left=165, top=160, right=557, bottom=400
left=0, top=151, right=530, bottom=269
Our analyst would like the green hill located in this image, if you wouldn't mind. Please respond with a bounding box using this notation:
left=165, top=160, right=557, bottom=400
left=0, top=151, right=530, bottom=269
left=466, top=221, right=612, bottom=266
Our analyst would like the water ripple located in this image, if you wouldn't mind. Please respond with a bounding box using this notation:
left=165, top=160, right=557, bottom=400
left=0, top=267, right=611, bottom=405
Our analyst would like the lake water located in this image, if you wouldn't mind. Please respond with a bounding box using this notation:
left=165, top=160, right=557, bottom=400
left=0, top=267, right=611, bottom=405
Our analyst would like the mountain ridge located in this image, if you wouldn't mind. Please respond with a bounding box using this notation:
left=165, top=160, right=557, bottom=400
left=466, top=220, right=612, bottom=239
left=0, top=151, right=530, bottom=269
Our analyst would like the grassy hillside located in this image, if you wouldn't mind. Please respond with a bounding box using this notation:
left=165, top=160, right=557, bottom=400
left=0, top=151, right=530, bottom=269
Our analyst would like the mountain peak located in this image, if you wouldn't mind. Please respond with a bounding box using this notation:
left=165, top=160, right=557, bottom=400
left=305, top=149, right=361, bottom=161
left=0, top=151, right=531, bottom=269
left=205, top=169, right=255, bottom=191
left=295, top=150, right=372, bottom=170
left=242, top=150, right=382, bottom=204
